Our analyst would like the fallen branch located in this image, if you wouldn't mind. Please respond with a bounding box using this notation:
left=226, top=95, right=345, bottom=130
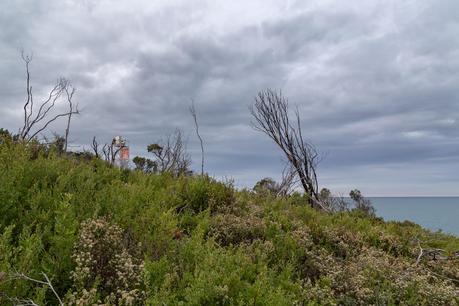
left=8, top=272, right=63, bottom=306
left=0, top=293, right=39, bottom=306
left=414, top=238, right=458, bottom=265
left=426, top=268, right=459, bottom=284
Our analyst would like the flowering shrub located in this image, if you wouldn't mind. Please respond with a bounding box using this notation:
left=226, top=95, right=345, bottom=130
left=67, top=218, right=145, bottom=305
left=208, top=213, right=266, bottom=246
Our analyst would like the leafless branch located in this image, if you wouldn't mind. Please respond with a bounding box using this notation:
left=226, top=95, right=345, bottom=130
left=276, top=163, right=297, bottom=197
left=95, top=138, right=121, bottom=165
left=1, top=293, right=39, bottom=306
left=91, top=136, right=100, bottom=158
left=189, top=99, right=205, bottom=175
left=110, top=141, right=122, bottom=165
left=8, top=272, right=63, bottom=306
left=414, top=238, right=458, bottom=265
left=18, top=53, right=79, bottom=146
left=64, top=83, right=78, bottom=152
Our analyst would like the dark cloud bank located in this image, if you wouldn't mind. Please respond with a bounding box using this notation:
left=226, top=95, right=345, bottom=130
left=1, top=0, right=458, bottom=195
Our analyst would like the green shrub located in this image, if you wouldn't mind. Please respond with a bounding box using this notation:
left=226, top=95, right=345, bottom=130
left=0, top=142, right=457, bottom=305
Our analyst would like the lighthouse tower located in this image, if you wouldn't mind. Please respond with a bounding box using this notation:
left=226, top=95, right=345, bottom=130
left=114, top=135, right=129, bottom=168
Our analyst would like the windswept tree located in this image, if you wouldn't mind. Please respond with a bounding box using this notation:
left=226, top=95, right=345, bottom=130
left=18, top=52, right=79, bottom=149
left=250, top=89, right=326, bottom=210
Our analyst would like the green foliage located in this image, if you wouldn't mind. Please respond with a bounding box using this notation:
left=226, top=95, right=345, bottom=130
left=253, top=177, right=278, bottom=195
left=0, top=128, right=13, bottom=144
left=0, top=142, right=458, bottom=305
left=147, top=143, right=162, bottom=153
left=132, top=156, right=157, bottom=173
left=349, top=189, right=376, bottom=216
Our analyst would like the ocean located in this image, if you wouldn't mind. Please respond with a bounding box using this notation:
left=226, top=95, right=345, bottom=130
left=369, top=197, right=459, bottom=236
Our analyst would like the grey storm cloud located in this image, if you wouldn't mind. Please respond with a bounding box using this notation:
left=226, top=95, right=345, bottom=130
left=1, top=0, right=458, bottom=195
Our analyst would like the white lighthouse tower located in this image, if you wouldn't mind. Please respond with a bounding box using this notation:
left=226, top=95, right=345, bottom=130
left=114, top=135, right=129, bottom=168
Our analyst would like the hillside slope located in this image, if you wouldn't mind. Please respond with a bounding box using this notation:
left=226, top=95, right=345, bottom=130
left=0, top=142, right=458, bottom=305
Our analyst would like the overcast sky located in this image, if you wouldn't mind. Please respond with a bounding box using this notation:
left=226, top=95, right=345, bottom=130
left=1, top=0, right=458, bottom=196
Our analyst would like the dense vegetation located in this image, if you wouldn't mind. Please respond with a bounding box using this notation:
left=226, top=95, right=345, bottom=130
left=0, top=140, right=458, bottom=305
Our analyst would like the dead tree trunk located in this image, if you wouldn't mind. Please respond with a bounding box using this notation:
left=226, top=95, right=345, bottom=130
left=189, top=99, right=205, bottom=175
left=64, top=85, right=76, bottom=152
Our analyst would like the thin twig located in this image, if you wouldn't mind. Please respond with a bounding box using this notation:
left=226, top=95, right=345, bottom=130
left=190, top=99, right=205, bottom=176
left=9, top=272, right=63, bottom=306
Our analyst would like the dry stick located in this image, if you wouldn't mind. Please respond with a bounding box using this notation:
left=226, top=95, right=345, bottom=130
left=190, top=99, right=204, bottom=176
left=91, top=136, right=100, bottom=158
left=1, top=293, right=39, bottom=306
left=276, top=163, right=297, bottom=197
left=413, top=244, right=459, bottom=284
left=427, top=269, right=459, bottom=284
left=415, top=237, right=459, bottom=264
left=64, top=86, right=77, bottom=152
left=21, top=51, right=32, bottom=137
left=416, top=240, right=424, bottom=265
left=41, top=273, right=63, bottom=306
left=27, top=111, right=76, bottom=142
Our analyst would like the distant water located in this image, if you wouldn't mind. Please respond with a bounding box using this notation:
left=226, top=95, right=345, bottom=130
left=369, top=197, right=459, bottom=236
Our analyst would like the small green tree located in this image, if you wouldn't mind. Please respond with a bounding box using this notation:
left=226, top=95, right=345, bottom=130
left=253, top=178, right=278, bottom=195
left=132, top=156, right=157, bottom=173
left=0, top=128, right=12, bottom=144
left=349, top=189, right=375, bottom=216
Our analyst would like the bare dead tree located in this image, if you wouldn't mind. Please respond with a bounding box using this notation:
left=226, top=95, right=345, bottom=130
left=18, top=52, right=79, bottom=146
left=100, top=138, right=121, bottom=165
left=109, top=138, right=122, bottom=165
left=189, top=99, right=205, bottom=175
left=250, top=89, right=327, bottom=210
left=147, top=129, right=191, bottom=176
left=91, top=136, right=121, bottom=165
left=91, top=136, right=100, bottom=158
left=101, top=143, right=109, bottom=161
left=63, top=84, right=77, bottom=152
